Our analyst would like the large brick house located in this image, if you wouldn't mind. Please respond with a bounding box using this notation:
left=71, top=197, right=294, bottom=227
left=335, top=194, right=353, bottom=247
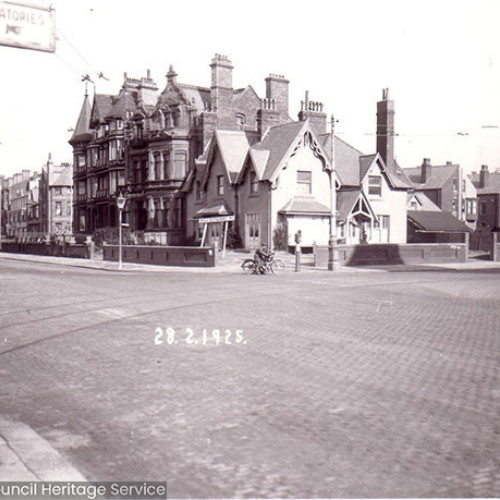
left=70, top=56, right=413, bottom=249
left=183, top=90, right=412, bottom=250
left=70, top=55, right=291, bottom=243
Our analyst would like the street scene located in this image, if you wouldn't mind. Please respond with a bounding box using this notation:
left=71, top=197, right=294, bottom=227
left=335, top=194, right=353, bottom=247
left=1, top=0, right=500, bottom=498
left=1, top=257, right=500, bottom=497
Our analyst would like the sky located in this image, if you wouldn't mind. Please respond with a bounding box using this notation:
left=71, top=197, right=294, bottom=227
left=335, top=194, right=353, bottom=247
left=1, top=0, right=499, bottom=178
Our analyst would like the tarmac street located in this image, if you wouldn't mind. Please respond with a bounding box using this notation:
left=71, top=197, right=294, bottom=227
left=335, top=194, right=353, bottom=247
left=0, top=256, right=500, bottom=498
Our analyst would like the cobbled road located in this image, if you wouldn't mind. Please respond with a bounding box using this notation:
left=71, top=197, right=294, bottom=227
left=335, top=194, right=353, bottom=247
left=1, top=258, right=499, bottom=498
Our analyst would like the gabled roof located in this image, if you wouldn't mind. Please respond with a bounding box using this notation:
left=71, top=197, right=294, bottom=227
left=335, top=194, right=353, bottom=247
left=91, top=94, right=114, bottom=124
left=215, top=130, right=251, bottom=182
left=404, top=163, right=458, bottom=189
left=70, top=94, right=92, bottom=145
left=359, top=154, right=377, bottom=182
left=278, top=196, right=331, bottom=216
left=408, top=210, right=471, bottom=232
left=337, top=189, right=377, bottom=222
left=106, top=91, right=138, bottom=120
left=320, top=134, right=364, bottom=186
left=201, top=131, right=250, bottom=186
left=252, top=121, right=306, bottom=180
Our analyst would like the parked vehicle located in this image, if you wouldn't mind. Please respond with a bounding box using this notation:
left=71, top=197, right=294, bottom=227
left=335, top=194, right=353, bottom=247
left=241, top=252, right=286, bottom=275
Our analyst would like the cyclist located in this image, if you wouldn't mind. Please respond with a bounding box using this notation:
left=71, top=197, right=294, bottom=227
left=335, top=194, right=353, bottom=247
left=254, top=244, right=271, bottom=274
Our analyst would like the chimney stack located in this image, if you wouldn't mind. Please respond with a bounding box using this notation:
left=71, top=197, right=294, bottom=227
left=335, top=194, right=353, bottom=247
left=265, top=74, right=289, bottom=121
left=210, top=54, right=234, bottom=129
left=298, top=91, right=327, bottom=135
left=376, top=88, right=395, bottom=170
left=479, top=164, right=489, bottom=188
left=421, top=158, right=432, bottom=183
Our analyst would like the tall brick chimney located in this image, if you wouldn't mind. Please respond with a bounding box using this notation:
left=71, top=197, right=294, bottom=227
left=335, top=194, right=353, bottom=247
left=420, top=158, right=432, bottom=183
left=257, top=98, right=280, bottom=138
left=376, top=88, right=395, bottom=170
left=210, top=54, right=234, bottom=129
left=479, top=164, right=489, bottom=188
left=265, top=74, right=289, bottom=120
left=298, top=91, right=326, bottom=135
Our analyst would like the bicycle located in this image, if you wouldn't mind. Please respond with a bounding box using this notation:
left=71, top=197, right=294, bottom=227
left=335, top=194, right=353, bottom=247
left=241, top=252, right=286, bottom=275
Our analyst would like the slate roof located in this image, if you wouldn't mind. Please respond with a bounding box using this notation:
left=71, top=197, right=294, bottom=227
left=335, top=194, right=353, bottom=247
left=473, top=171, right=500, bottom=194
left=404, top=163, right=458, bottom=189
left=252, top=121, right=306, bottom=181
left=337, top=189, right=362, bottom=221
left=408, top=210, right=471, bottom=232
left=106, top=92, right=138, bottom=120
left=215, top=130, right=251, bottom=182
left=278, top=196, right=331, bottom=215
left=320, top=134, right=364, bottom=186
left=408, top=192, right=441, bottom=211
left=70, top=94, right=92, bottom=144
left=359, top=154, right=377, bottom=182
left=90, top=94, right=114, bottom=125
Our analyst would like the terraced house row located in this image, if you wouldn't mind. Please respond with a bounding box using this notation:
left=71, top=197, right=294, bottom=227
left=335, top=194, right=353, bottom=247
left=69, top=54, right=475, bottom=251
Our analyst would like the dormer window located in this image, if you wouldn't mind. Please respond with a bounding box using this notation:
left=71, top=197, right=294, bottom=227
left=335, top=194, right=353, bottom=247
left=368, top=175, right=382, bottom=196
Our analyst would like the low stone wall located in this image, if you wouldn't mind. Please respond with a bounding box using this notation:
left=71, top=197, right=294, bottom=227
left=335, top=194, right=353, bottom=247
left=103, top=244, right=217, bottom=267
left=314, top=243, right=467, bottom=267
left=492, top=233, right=500, bottom=262
left=1, top=242, right=89, bottom=259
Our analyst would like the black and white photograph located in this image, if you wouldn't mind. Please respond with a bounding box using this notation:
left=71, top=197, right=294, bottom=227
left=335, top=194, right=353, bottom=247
left=1, top=0, right=500, bottom=498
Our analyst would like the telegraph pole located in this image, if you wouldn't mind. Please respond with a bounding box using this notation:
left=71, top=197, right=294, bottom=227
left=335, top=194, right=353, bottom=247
left=328, top=115, right=338, bottom=271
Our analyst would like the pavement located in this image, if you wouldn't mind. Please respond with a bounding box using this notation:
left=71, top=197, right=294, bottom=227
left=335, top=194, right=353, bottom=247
left=0, top=417, right=86, bottom=481
left=1, top=249, right=500, bottom=273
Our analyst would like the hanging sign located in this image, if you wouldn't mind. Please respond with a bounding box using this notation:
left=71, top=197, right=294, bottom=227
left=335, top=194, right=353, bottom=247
left=0, top=1, right=56, bottom=53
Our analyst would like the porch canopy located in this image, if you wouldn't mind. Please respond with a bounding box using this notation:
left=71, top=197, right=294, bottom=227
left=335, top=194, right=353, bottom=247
left=279, top=197, right=331, bottom=246
left=194, top=202, right=235, bottom=256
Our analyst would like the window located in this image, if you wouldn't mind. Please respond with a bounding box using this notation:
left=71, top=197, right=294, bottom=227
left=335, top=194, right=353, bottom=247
left=235, top=113, right=246, bottom=130
left=109, top=172, right=117, bottom=194
left=217, top=175, right=224, bottom=196
left=452, top=178, right=457, bottom=192
left=368, top=176, right=382, bottom=196
left=173, top=151, right=187, bottom=179
left=55, top=202, right=62, bottom=216
left=410, top=201, right=418, bottom=210
left=250, top=172, right=258, bottom=194
left=195, top=181, right=202, bottom=201
left=297, top=171, right=312, bottom=194
left=163, top=151, right=171, bottom=179
left=54, top=187, right=62, bottom=195
left=155, top=154, right=162, bottom=180
left=466, top=199, right=477, bottom=215
left=380, top=215, right=390, bottom=229
left=479, top=202, right=487, bottom=216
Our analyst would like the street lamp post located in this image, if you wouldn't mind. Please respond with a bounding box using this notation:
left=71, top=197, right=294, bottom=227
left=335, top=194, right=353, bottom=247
left=116, top=193, right=126, bottom=270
